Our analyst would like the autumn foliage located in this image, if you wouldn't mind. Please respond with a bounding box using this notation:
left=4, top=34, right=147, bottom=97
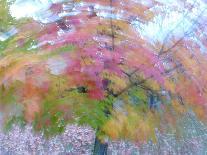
left=1, top=0, right=207, bottom=143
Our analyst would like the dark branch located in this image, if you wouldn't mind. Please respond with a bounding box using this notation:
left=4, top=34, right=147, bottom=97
left=110, top=0, right=115, bottom=51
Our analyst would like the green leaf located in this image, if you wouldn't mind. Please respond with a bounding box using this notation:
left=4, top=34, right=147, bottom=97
left=4, top=115, right=26, bottom=132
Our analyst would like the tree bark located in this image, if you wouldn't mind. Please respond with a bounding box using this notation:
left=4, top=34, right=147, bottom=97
left=93, top=136, right=108, bottom=155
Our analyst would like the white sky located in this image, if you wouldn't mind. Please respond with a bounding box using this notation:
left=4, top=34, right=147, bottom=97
left=9, top=0, right=65, bottom=23
left=133, top=0, right=207, bottom=45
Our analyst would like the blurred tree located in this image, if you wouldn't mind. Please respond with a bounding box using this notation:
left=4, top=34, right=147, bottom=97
left=1, top=0, right=207, bottom=154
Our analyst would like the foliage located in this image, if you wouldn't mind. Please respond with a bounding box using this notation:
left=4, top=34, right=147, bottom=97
left=1, top=0, right=207, bottom=144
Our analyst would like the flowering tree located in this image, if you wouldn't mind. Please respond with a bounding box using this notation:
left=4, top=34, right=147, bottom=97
left=1, top=0, right=207, bottom=154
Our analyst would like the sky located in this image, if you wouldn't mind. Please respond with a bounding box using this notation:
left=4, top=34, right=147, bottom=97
left=133, top=0, right=207, bottom=45
left=9, top=0, right=65, bottom=23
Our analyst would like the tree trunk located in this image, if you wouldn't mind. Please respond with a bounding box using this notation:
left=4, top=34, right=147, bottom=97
left=93, top=136, right=108, bottom=155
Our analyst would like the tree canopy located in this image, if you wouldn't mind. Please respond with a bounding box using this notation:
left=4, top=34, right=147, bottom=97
left=1, top=0, right=207, bottom=144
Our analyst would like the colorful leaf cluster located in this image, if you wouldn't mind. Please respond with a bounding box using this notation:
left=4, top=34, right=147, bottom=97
left=1, top=0, right=207, bottom=143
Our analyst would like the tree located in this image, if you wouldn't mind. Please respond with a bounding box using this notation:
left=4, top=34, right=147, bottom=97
left=1, top=0, right=207, bottom=154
